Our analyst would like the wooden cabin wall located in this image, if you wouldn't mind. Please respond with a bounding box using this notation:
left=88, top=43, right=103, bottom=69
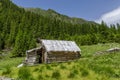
left=41, top=46, right=46, bottom=63
left=26, top=50, right=40, bottom=65
left=46, top=51, right=80, bottom=63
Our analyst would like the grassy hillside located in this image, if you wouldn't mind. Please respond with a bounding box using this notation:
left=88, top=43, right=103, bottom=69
left=0, top=43, right=120, bottom=80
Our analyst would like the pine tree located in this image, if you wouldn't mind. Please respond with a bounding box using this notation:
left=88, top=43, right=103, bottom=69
left=12, top=30, right=25, bottom=57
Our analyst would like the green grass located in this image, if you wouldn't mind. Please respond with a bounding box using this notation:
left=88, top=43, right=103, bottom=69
left=52, top=70, right=61, bottom=79
left=18, top=67, right=34, bottom=80
left=0, top=43, right=120, bottom=80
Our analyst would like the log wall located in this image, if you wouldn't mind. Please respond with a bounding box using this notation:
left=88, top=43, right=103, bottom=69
left=46, top=51, right=80, bottom=63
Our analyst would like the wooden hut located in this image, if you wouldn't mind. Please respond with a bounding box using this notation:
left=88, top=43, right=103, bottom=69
left=25, top=40, right=81, bottom=65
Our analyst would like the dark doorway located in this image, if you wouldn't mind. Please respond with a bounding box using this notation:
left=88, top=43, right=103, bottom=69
left=36, top=48, right=43, bottom=63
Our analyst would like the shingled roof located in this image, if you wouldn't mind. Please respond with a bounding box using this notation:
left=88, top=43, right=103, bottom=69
left=41, top=40, right=81, bottom=52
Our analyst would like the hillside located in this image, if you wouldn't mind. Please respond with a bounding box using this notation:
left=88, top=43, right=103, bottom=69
left=0, top=43, right=120, bottom=80
left=25, top=8, right=96, bottom=25
left=0, top=0, right=120, bottom=80
left=0, top=0, right=120, bottom=57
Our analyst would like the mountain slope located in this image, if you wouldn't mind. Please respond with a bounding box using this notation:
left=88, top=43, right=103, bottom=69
left=25, top=8, right=96, bottom=25
left=1, top=0, right=120, bottom=57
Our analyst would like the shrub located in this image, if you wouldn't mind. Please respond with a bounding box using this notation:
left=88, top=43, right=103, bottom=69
left=80, top=68, right=89, bottom=77
left=46, top=65, right=52, bottom=70
left=39, top=68, right=43, bottom=72
left=68, top=65, right=79, bottom=78
left=39, top=69, right=42, bottom=72
left=2, top=65, right=11, bottom=75
left=38, top=74, right=44, bottom=80
left=45, top=74, right=50, bottom=78
left=60, top=64, right=66, bottom=69
left=68, top=71, right=75, bottom=78
left=18, top=67, right=33, bottom=80
left=114, top=70, right=120, bottom=78
left=89, top=64, right=115, bottom=77
left=39, top=66, right=45, bottom=72
left=51, top=63, right=58, bottom=67
left=67, top=62, right=71, bottom=65
left=73, top=69, right=79, bottom=74
left=103, top=67, right=115, bottom=77
left=52, top=70, right=61, bottom=79
left=33, top=68, right=39, bottom=72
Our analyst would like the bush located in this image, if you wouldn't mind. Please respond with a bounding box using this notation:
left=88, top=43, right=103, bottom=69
left=38, top=74, right=44, bottom=80
left=18, top=67, right=33, bottom=80
left=45, top=74, right=50, bottom=78
left=67, top=62, right=71, bottom=65
left=103, top=67, right=115, bottom=77
left=68, top=71, right=75, bottom=78
left=2, top=65, right=11, bottom=75
left=46, top=65, right=52, bottom=70
left=60, top=64, right=66, bottom=69
left=80, top=68, right=89, bottom=77
left=51, top=63, right=58, bottom=67
left=89, top=64, right=115, bottom=77
left=52, top=70, right=61, bottom=79
left=114, top=70, right=120, bottom=78
left=39, top=66, right=45, bottom=72
left=73, top=69, right=79, bottom=74
left=33, top=68, right=39, bottom=72
left=39, top=69, right=43, bottom=72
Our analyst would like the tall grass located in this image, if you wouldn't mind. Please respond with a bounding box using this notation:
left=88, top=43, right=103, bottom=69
left=80, top=68, right=89, bottom=77
left=0, top=57, right=24, bottom=77
left=0, top=57, right=24, bottom=68
left=38, top=74, right=44, bottom=80
left=52, top=70, right=61, bottom=79
left=0, top=43, right=120, bottom=80
left=1, top=65, right=11, bottom=75
left=68, top=71, right=76, bottom=78
left=60, top=64, right=66, bottom=69
left=18, top=67, right=34, bottom=80
left=46, top=64, right=52, bottom=70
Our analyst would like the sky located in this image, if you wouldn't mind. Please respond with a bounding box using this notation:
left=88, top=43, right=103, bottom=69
left=12, top=0, right=120, bottom=25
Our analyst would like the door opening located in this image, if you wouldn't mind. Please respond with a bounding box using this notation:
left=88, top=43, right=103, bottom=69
left=37, top=48, right=43, bottom=63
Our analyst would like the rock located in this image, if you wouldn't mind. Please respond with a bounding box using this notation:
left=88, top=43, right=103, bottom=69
left=106, top=47, right=120, bottom=52
left=94, top=47, right=120, bottom=56
left=17, top=63, right=24, bottom=68
left=0, top=76, right=14, bottom=80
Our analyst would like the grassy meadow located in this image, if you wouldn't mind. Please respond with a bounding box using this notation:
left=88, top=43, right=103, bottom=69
left=0, top=43, right=120, bottom=80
